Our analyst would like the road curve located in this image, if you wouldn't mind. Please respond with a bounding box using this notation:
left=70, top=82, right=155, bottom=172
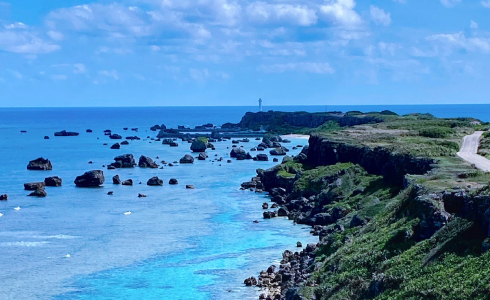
left=456, top=131, right=490, bottom=172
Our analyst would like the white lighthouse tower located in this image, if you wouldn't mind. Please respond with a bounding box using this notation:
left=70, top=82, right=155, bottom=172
left=258, top=98, right=263, bottom=112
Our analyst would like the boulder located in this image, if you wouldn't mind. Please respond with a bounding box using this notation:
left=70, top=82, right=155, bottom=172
left=54, top=130, right=79, bottom=136
left=0, top=194, right=7, bottom=200
left=121, top=140, right=129, bottom=145
left=198, top=153, right=207, bottom=160
left=24, top=182, right=45, bottom=191
left=230, top=148, right=250, bottom=160
left=29, top=189, right=47, bottom=197
left=278, top=207, right=289, bottom=217
left=27, top=157, right=53, bottom=170
left=44, top=176, right=62, bottom=187
left=74, top=170, right=105, bottom=187
left=111, top=154, right=136, bottom=168
left=110, top=143, right=121, bottom=149
left=270, top=147, right=287, bottom=156
left=139, top=155, right=158, bottom=168
left=138, top=193, right=147, bottom=198
left=170, top=141, right=179, bottom=147
left=186, top=185, right=195, bottom=189
left=107, top=191, right=114, bottom=195
left=113, top=175, right=121, bottom=184
left=147, top=176, right=163, bottom=186
left=169, top=178, right=178, bottom=185
left=44, top=136, right=50, bottom=140
left=244, top=277, right=258, bottom=286
left=256, top=154, right=269, bottom=161
left=109, top=134, right=122, bottom=139
left=122, top=179, right=133, bottom=186
left=86, top=129, right=93, bottom=133
left=180, top=154, right=194, bottom=164
left=191, top=138, right=208, bottom=152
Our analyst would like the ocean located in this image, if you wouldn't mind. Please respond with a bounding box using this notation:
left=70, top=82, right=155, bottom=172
left=0, top=104, right=488, bottom=300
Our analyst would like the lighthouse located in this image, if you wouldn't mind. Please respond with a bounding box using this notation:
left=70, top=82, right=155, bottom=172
left=258, top=98, right=263, bottom=112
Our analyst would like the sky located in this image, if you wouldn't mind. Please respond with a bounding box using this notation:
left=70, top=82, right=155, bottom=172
left=0, top=0, right=490, bottom=107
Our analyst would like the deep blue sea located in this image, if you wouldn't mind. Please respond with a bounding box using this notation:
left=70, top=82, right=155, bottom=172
left=0, top=104, right=489, bottom=300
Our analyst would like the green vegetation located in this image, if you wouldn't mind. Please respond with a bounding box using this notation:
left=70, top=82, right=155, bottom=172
left=265, top=111, right=490, bottom=300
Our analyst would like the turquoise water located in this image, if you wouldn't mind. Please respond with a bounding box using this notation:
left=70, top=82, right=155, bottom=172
left=0, top=105, right=488, bottom=300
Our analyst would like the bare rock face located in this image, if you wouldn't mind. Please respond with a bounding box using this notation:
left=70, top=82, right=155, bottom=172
left=0, top=194, right=7, bottom=200
left=190, top=139, right=207, bottom=152
left=147, top=176, right=163, bottom=186
left=169, top=178, right=178, bottom=185
left=27, top=157, right=53, bottom=170
left=113, top=175, right=121, bottom=184
left=110, top=154, right=136, bottom=168
left=110, top=143, right=121, bottom=149
left=74, top=170, right=105, bottom=187
left=122, top=179, right=133, bottom=186
left=139, top=155, right=158, bottom=168
left=44, top=176, right=62, bottom=187
left=24, top=182, right=45, bottom=191
left=29, top=189, right=47, bottom=197
left=180, top=154, right=194, bottom=164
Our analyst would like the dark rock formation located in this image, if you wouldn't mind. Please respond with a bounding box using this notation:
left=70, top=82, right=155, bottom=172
left=139, top=155, right=158, bottom=168
left=147, top=176, right=163, bottom=186
left=44, top=176, right=62, bottom=187
left=198, top=153, right=208, bottom=160
left=256, top=154, right=269, bottom=161
left=270, top=147, right=288, bottom=156
left=27, top=157, right=52, bottom=170
left=74, top=170, right=105, bottom=187
left=44, top=136, right=50, bottom=140
left=180, top=154, right=194, bottom=164
left=110, top=154, right=136, bottom=168
left=24, top=182, right=45, bottom=191
left=111, top=143, right=121, bottom=149
left=122, top=179, right=133, bottom=186
left=54, top=130, right=79, bottom=136
left=138, top=193, right=147, bottom=198
left=186, top=185, right=195, bottom=189
left=191, top=139, right=208, bottom=152
left=121, top=140, right=129, bottom=145
left=0, top=194, right=7, bottom=200
left=169, top=178, right=178, bottom=185
left=29, top=189, right=47, bottom=197
left=86, top=129, right=93, bottom=133
left=109, top=134, right=122, bottom=139
left=113, top=175, right=121, bottom=184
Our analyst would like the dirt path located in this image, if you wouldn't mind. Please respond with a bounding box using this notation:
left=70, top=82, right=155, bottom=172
left=457, top=131, right=490, bottom=172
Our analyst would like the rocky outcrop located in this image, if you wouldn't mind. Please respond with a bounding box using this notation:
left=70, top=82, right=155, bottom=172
left=111, top=143, right=121, bottom=149
left=230, top=148, right=251, bottom=160
left=306, top=135, right=434, bottom=186
left=122, top=179, right=133, bottom=186
left=113, top=175, right=121, bottom=184
left=74, top=170, right=105, bottom=187
left=54, top=130, right=79, bottom=136
left=27, top=157, right=52, bottom=170
left=139, top=155, right=158, bottom=168
left=44, top=176, right=62, bottom=187
left=24, top=182, right=45, bottom=191
left=110, top=154, right=136, bottom=168
left=0, top=194, right=7, bottom=200
left=191, top=139, right=208, bottom=152
left=29, top=189, right=47, bottom=197
left=147, top=176, right=163, bottom=186
left=109, top=134, right=122, bottom=139
left=198, top=153, right=208, bottom=160
left=169, top=178, right=178, bottom=185
left=180, top=154, right=194, bottom=164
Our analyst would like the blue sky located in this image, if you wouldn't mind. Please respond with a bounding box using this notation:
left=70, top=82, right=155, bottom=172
left=1, top=0, right=490, bottom=107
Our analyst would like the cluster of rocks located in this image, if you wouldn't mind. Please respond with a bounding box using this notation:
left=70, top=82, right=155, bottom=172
left=27, top=158, right=53, bottom=170
left=54, top=130, right=79, bottom=136
left=244, top=244, right=318, bottom=300
left=24, top=176, right=63, bottom=197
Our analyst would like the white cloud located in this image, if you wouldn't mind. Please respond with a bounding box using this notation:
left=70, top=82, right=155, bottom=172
left=319, top=0, right=363, bottom=28
left=470, top=20, right=478, bottom=29
left=482, top=0, right=490, bottom=8
left=427, top=32, right=490, bottom=53
left=370, top=6, right=391, bottom=26
left=4, top=22, right=27, bottom=29
left=440, top=0, right=461, bottom=7
left=0, top=29, right=60, bottom=54
left=259, top=62, right=335, bottom=74
left=47, top=30, right=64, bottom=41
left=189, top=68, right=210, bottom=81
left=99, top=70, right=119, bottom=80
left=246, top=2, right=317, bottom=26
left=73, top=63, right=86, bottom=74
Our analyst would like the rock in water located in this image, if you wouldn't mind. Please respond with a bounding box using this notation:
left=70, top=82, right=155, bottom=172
left=121, top=140, right=129, bottom=145
left=190, top=138, right=208, bottom=152
left=138, top=193, right=147, bottom=198
left=44, top=176, right=62, bottom=187
left=230, top=148, right=250, bottom=160
left=256, top=154, right=269, bottom=161
left=147, top=176, right=163, bottom=186
left=110, top=154, right=136, bottom=168
left=186, top=185, right=195, bottom=189
left=29, top=189, right=47, bottom=197
left=122, top=179, right=133, bottom=186
left=138, top=155, right=159, bottom=168
left=270, top=147, right=287, bottom=156
left=110, top=143, right=120, bottom=149
left=109, top=134, right=122, bottom=139
left=197, top=153, right=207, bottom=160
left=27, top=157, right=53, bottom=170
left=54, top=130, right=79, bottom=136
left=44, top=136, right=50, bottom=140
left=169, top=178, right=178, bottom=185
left=24, top=182, right=45, bottom=191
left=112, top=175, right=121, bottom=184
left=0, top=194, right=7, bottom=200
left=74, top=170, right=105, bottom=187
left=180, top=154, right=194, bottom=164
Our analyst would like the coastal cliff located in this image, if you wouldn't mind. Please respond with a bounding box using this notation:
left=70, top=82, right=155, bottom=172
left=244, top=113, right=490, bottom=300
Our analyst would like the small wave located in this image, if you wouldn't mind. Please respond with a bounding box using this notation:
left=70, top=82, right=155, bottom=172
left=0, top=241, right=49, bottom=247
left=31, top=234, right=79, bottom=240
